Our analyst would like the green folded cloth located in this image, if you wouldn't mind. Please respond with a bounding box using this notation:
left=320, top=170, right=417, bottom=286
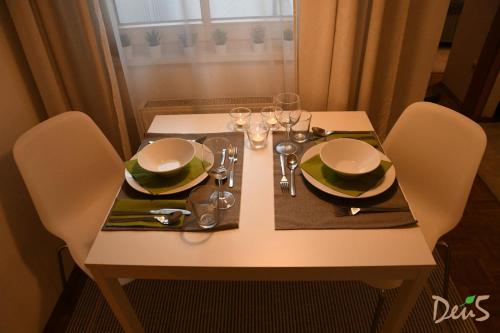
left=314, top=132, right=379, bottom=147
left=300, top=155, right=392, bottom=197
left=125, top=157, right=205, bottom=195
left=104, top=199, right=187, bottom=229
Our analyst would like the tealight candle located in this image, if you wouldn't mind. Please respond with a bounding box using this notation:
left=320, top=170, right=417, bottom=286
left=266, top=117, right=278, bottom=126
left=247, top=121, right=269, bottom=149
left=229, top=107, right=252, bottom=132
left=260, top=106, right=281, bottom=131
left=251, top=132, right=266, bottom=143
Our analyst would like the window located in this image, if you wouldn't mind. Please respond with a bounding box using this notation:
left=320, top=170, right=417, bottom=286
left=115, top=0, right=201, bottom=25
left=210, top=0, right=293, bottom=19
left=114, top=0, right=293, bottom=26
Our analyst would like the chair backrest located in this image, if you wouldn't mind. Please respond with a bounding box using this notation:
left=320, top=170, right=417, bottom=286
left=383, top=102, right=486, bottom=249
left=13, top=112, right=124, bottom=276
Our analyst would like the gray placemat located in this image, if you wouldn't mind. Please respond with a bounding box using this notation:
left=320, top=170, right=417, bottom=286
left=273, top=132, right=417, bottom=229
left=103, top=132, right=244, bottom=231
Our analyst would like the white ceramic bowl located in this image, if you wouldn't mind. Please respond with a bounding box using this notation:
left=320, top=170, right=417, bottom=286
left=319, top=138, right=381, bottom=176
left=137, top=138, right=195, bottom=177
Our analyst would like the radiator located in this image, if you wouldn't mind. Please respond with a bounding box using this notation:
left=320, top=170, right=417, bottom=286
left=137, top=96, right=273, bottom=134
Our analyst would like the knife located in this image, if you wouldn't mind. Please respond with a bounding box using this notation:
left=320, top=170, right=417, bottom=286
left=111, top=208, right=191, bottom=216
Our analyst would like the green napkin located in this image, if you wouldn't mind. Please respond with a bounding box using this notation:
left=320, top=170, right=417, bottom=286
left=125, top=156, right=205, bottom=195
left=314, top=132, right=379, bottom=147
left=300, top=155, right=392, bottom=197
left=104, top=199, right=187, bottom=229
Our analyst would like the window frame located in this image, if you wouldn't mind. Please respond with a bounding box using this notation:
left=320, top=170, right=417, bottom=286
left=114, top=0, right=293, bottom=28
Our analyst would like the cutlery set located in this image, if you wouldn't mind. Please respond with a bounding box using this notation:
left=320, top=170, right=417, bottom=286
left=279, top=153, right=298, bottom=197
left=116, top=137, right=240, bottom=227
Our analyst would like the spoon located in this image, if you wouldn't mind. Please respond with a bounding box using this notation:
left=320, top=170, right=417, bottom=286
left=286, top=154, right=299, bottom=197
left=311, top=127, right=334, bottom=137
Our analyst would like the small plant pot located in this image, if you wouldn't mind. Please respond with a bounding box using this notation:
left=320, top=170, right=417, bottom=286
left=149, top=45, right=161, bottom=59
left=283, top=40, right=294, bottom=59
left=183, top=46, right=196, bottom=57
left=252, top=42, right=265, bottom=53
left=123, top=46, right=133, bottom=59
left=215, top=44, right=227, bottom=55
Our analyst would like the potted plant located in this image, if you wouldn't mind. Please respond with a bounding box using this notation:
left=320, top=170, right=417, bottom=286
left=178, top=31, right=198, bottom=57
left=145, top=30, right=161, bottom=58
left=212, top=28, right=228, bottom=55
left=251, top=25, right=265, bottom=52
left=120, top=33, right=133, bottom=59
left=282, top=28, right=294, bottom=59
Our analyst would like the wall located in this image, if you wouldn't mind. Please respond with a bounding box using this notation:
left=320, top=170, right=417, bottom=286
left=442, top=0, right=499, bottom=101
left=0, top=1, right=64, bottom=332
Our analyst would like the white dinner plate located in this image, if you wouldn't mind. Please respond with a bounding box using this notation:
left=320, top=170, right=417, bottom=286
left=125, top=142, right=214, bottom=195
left=300, top=142, right=396, bottom=199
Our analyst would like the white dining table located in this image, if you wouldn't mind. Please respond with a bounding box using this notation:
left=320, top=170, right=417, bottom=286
left=85, top=111, right=435, bottom=333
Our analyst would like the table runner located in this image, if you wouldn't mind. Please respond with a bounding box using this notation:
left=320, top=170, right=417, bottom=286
left=102, top=132, right=244, bottom=231
left=273, top=132, right=417, bottom=229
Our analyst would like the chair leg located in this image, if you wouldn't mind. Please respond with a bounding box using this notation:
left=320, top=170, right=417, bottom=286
left=437, top=240, right=451, bottom=300
left=370, top=289, right=386, bottom=333
left=57, top=244, right=68, bottom=289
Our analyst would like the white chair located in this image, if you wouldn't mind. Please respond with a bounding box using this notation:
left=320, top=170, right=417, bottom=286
left=367, top=102, right=487, bottom=332
left=13, top=111, right=124, bottom=282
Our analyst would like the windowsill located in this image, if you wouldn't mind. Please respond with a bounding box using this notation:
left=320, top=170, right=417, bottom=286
left=123, top=41, right=295, bottom=67
left=119, top=17, right=292, bottom=29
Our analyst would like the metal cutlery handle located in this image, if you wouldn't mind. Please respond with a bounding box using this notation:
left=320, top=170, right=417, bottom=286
left=290, top=169, right=296, bottom=197
left=220, top=148, right=227, bottom=166
left=358, top=207, right=409, bottom=212
left=279, top=154, right=286, bottom=176
left=228, top=162, right=235, bottom=188
left=111, top=209, right=191, bottom=216
left=109, top=216, right=164, bottom=222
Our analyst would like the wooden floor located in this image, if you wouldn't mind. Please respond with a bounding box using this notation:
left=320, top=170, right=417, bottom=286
left=441, top=177, right=500, bottom=333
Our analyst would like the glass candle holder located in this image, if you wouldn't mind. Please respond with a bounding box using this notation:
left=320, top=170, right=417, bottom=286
left=229, top=107, right=251, bottom=132
left=260, top=106, right=281, bottom=131
left=246, top=120, right=270, bottom=149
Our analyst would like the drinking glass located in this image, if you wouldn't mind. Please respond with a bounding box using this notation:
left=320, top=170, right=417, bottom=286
left=246, top=120, right=270, bottom=149
left=291, top=111, right=312, bottom=143
left=260, top=106, right=281, bottom=131
left=274, top=92, right=301, bottom=154
left=203, top=137, right=235, bottom=209
left=229, top=107, right=251, bottom=132
left=189, top=185, right=219, bottom=229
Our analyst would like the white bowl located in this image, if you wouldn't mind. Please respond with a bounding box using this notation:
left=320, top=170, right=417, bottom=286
left=137, top=138, right=195, bottom=177
left=319, top=138, right=381, bottom=176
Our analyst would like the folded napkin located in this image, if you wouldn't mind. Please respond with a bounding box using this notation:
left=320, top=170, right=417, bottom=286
left=300, top=155, right=392, bottom=197
left=104, top=199, right=188, bottom=229
left=314, top=132, right=379, bottom=147
left=125, top=157, right=205, bottom=194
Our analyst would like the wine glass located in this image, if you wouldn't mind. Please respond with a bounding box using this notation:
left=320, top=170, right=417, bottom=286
left=274, top=92, right=301, bottom=154
left=202, top=137, right=235, bottom=210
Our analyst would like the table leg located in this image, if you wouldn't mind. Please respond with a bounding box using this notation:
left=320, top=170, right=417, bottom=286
left=379, top=268, right=431, bottom=333
left=91, top=268, right=144, bottom=333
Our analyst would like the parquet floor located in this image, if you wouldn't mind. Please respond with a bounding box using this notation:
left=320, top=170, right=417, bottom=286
left=441, top=177, right=500, bottom=333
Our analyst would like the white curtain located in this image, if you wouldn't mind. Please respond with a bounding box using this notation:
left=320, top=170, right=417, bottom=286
left=298, top=0, right=450, bottom=136
left=104, top=0, right=298, bottom=134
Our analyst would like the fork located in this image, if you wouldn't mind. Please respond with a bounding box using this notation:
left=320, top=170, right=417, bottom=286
left=279, top=154, right=289, bottom=192
left=228, top=146, right=238, bottom=188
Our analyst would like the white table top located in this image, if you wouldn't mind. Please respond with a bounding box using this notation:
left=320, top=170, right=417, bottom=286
left=86, top=112, right=435, bottom=279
